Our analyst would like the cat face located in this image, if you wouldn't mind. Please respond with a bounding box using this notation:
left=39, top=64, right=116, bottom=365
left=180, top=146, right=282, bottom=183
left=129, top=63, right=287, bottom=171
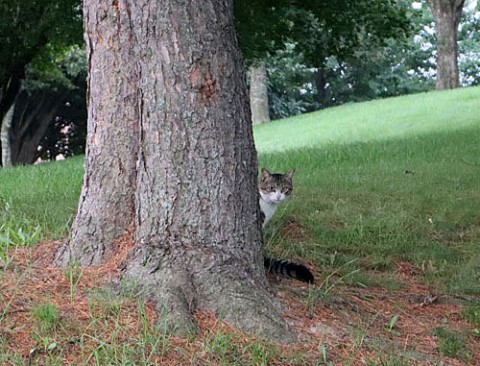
left=258, top=168, right=295, bottom=205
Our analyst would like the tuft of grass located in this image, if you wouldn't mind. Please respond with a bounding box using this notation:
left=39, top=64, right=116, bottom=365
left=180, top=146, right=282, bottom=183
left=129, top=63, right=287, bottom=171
left=31, top=302, right=61, bottom=334
left=461, top=304, right=480, bottom=326
left=64, top=263, right=83, bottom=304
left=433, top=327, right=470, bottom=361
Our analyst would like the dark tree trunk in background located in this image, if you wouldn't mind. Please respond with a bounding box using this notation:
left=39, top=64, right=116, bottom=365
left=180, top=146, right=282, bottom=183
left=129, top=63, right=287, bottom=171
left=427, top=0, right=465, bottom=90
left=249, top=62, right=270, bottom=124
left=8, top=89, right=68, bottom=165
left=314, top=66, right=328, bottom=108
left=55, top=0, right=292, bottom=341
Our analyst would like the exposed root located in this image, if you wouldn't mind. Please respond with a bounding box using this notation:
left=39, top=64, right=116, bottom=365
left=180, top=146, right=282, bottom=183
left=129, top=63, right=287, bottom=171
left=121, top=247, right=295, bottom=342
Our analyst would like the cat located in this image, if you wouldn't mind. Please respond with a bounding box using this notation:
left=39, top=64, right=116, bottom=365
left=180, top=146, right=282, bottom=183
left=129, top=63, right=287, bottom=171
left=258, top=168, right=294, bottom=229
left=259, top=168, right=314, bottom=284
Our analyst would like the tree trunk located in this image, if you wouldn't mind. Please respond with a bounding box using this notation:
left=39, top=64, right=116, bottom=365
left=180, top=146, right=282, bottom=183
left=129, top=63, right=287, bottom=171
left=55, top=0, right=292, bottom=342
left=9, top=89, right=68, bottom=165
left=1, top=102, right=14, bottom=167
left=314, top=66, right=328, bottom=108
left=427, top=0, right=465, bottom=90
left=249, top=62, right=270, bottom=124
left=0, top=75, right=22, bottom=166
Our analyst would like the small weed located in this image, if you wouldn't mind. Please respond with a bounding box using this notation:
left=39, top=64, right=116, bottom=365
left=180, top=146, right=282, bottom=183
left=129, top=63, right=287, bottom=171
left=31, top=302, right=60, bottom=333
left=384, top=314, right=401, bottom=336
left=307, top=258, right=360, bottom=315
left=248, top=341, right=275, bottom=366
left=353, top=312, right=381, bottom=349
left=88, top=288, right=126, bottom=321
left=0, top=202, right=42, bottom=247
left=317, top=343, right=334, bottom=365
left=461, top=304, right=480, bottom=326
left=64, top=262, right=83, bottom=303
left=433, top=327, right=469, bottom=360
left=320, top=258, right=361, bottom=295
left=204, top=329, right=243, bottom=364
left=366, top=355, right=409, bottom=366
left=461, top=304, right=480, bottom=338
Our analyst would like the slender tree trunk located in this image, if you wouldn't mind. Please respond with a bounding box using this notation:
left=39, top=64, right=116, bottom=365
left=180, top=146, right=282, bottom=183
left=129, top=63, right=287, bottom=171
left=314, top=66, right=328, bottom=108
left=1, top=102, right=14, bottom=167
left=0, top=76, right=22, bottom=166
left=427, top=0, right=465, bottom=90
left=55, top=0, right=292, bottom=341
left=249, top=62, right=270, bottom=124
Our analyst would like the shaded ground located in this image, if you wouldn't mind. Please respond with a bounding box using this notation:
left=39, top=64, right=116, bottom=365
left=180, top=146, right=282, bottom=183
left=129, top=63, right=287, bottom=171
left=1, top=240, right=479, bottom=365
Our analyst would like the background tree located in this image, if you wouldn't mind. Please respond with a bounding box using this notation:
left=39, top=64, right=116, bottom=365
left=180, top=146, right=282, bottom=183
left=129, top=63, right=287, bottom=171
left=237, top=0, right=413, bottom=114
left=426, top=0, right=466, bottom=89
left=249, top=62, right=270, bottom=124
left=56, top=0, right=293, bottom=341
left=0, top=0, right=82, bottom=166
left=5, top=45, right=87, bottom=165
left=235, top=0, right=286, bottom=124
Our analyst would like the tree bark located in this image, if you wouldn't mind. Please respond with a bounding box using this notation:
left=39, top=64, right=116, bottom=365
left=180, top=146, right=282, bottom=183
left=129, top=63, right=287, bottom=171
left=249, top=62, right=270, bottom=124
left=426, top=0, right=465, bottom=90
left=55, top=0, right=292, bottom=342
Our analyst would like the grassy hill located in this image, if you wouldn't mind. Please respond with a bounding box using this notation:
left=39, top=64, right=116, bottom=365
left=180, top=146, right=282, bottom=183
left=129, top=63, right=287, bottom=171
left=254, top=86, right=479, bottom=153
left=1, top=86, right=480, bottom=364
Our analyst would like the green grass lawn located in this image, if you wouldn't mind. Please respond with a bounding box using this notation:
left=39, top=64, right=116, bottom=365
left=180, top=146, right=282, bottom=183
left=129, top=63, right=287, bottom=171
left=0, top=156, right=83, bottom=242
left=254, top=86, right=480, bottom=153
left=257, top=86, right=480, bottom=295
left=1, top=86, right=480, bottom=364
left=1, top=86, right=480, bottom=294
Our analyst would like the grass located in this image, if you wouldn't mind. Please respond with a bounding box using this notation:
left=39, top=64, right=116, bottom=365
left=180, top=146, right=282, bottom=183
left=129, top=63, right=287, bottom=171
left=260, top=125, right=480, bottom=294
left=1, top=86, right=480, bottom=364
left=0, top=156, right=83, bottom=241
left=254, top=86, right=479, bottom=153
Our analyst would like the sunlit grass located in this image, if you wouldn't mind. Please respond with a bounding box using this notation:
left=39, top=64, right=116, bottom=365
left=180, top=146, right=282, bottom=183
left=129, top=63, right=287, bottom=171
left=254, top=86, right=480, bottom=153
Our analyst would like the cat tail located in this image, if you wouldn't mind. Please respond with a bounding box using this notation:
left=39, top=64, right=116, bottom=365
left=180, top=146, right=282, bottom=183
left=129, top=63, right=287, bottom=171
left=264, top=256, right=314, bottom=284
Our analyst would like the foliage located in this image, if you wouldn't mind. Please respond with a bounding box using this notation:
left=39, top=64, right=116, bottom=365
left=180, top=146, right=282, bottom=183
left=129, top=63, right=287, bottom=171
left=0, top=0, right=83, bottom=166
left=0, top=0, right=82, bottom=85
left=36, top=45, right=88, bottom=161
left=263, top=1, right=480, bottom=117
left=458, top=2, right=480, bottom=85
left=266, top=44, right=319, bottom=119
left=235, top=0, right=414, bottom=115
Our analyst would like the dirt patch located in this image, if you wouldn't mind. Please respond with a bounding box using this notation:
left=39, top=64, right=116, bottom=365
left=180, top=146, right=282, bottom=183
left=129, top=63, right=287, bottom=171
left=1, top=243, right=479, bottom=365
left=280, top=219, right=312, bottom=242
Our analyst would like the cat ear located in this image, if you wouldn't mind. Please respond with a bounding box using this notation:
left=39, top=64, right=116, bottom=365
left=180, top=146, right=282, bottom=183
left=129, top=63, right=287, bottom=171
left=286, top=168, right=295, bottom=178
left=261, top=168, right=271, bottom=179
